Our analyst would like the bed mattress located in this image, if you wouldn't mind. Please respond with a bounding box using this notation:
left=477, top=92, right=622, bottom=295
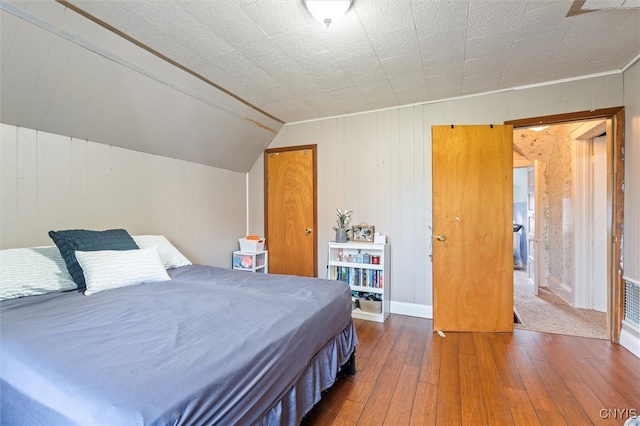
left=0, top=265, right=356, bottom=425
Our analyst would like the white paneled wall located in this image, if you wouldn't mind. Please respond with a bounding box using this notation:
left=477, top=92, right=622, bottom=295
left=250, top=72, right=638, bottom=318
left=624, top=61, right=640, bottom=282
left=0, top=124, right=246, bottom=268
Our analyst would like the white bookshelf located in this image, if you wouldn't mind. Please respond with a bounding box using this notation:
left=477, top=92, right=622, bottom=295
left=327, top=242, right=390, bottom=322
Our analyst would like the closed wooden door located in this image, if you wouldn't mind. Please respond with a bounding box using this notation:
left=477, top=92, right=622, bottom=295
left=265, top=145, right=317, bottom=277
left=432, top=125, right=513, bottom=332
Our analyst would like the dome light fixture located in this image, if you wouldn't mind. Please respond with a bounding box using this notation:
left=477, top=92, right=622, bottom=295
left=529, top=126, right=549, bottom=132
left=304, top=0, right=352, bottom=28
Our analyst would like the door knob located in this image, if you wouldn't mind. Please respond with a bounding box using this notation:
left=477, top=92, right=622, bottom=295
left=435, top=234, right=446, bottom=241
left=305, top=228, right=313, bottom=234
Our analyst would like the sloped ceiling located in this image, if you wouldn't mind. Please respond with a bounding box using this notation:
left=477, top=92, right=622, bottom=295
left=1, top=0, right=639, bottom=172
left=0, top=0, right=283, bottom=172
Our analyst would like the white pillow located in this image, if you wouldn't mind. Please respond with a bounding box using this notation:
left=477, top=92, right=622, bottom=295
left=76, top=246, right=171, bottom=296
left=132, top=235, right=191, bottom=269
left=0, top=246, right=77, bottom=301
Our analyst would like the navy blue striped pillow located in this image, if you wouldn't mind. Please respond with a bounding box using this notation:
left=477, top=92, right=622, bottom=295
left=48, top=229, right=139, bottom=289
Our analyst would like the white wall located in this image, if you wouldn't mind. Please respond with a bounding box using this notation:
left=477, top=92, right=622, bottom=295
left=513, top=168, right=528, bottom=205
left=249, top=72, right=638, bottom=318
left=621, top=60, right=640, bottom=357
left=0, top=124, right=246, bottom=268
left=623, top=61, right=640, bottom=282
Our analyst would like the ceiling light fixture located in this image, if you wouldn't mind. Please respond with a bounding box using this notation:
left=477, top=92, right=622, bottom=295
left=304, top=0, right=352, bottom=28
left=529, top=126, right=549, bottom=132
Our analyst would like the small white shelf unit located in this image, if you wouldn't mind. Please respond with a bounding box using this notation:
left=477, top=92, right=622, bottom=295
left=232, top=250, right=268, bottom=273
left=327, top=242, right=390, bottom=322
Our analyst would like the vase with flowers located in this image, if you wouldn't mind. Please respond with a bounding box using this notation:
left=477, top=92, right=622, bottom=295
left=332, top=208, right=353, bottom=243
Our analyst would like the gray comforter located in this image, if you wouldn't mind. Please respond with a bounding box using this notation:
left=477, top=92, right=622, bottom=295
left=0, top=265, right=356, bottom=425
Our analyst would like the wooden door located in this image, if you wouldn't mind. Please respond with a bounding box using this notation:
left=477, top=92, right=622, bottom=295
left=432, top=125, right=513, bottom=332
left=264, top=145, right=317, bottom=277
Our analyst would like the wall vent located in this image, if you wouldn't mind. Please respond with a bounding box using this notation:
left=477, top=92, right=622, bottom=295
left=624, top=277, right=640, bottom=327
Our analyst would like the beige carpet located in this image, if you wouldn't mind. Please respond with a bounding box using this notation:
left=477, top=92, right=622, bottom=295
left=513, top=270, right=607, bottom=339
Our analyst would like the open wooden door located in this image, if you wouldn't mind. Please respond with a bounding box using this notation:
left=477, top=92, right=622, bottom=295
left=432, top=125, right=513, bottom=332
left=264, top=145, right=317, bottom=277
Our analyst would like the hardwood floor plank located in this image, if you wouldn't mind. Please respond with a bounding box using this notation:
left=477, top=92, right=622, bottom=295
left=503, top=387, right=541, bottom=426
left=358, top=350, right=406, bottom=425
left=459, top=352, right=488, bottom=425
left=472, top=333, right=515, bottom=425
left=531, top=332, right=585, bottom=382
left=435, top=333, right=461, bottom=425
left=353, top=320, right=386, bottom=373
left=508, top=328, right=539, bottom=346
left=607, top=342, right=640, bottom=379
left=564, top=380, right=620, bottom=425
left=392, top=316, right=418, bottom=354
left=489, top=334, right=525, bottom=390
left=353, top=319, right=376, bottom=348
left=584, top=357, right=640, bottom=408
left=534, top=409, right=569, bottom=426
left=301, top=379, right=353, bottom=425
left=510, top=325, right=549, bottom=362
left=409, top=382, right=438, bottom=426
left=530, top=359, right=593, bottom=425
left=574, top=356, right=636, bottom=410
left=609, top=343, right=640, bottom=374
left=348, top=317, right=405, bottom=404
left=568, top=336, right=611, bottom=361
left=403, top=318, right=429, bottom=368
left=522, top=341, right=550, bottom=362
left=418, top=329, right=442, bottom=385
left=507, top=344, right=560, bottom=413
left=303, top=315, right=639, bottom=426
left=457, top=332, right=475, bottom=356
left=384, top=364, right=420, bottom=425
left=331, top=400, right=365, bottom=426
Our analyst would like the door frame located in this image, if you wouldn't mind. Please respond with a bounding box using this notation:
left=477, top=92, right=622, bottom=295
left=526, top=162, right=541, bottom=296
left=264, top=144, right=318, bottom=277
left=506, top=106, right=625, bottom=342
left=574, top=126, right=608, bottom=313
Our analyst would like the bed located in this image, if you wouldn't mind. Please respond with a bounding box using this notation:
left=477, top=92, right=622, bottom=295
left=0, top=231, right=357, bottom=425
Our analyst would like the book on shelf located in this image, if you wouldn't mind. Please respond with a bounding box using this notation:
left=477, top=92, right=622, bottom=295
left=331, top=265, right=383, bottom=289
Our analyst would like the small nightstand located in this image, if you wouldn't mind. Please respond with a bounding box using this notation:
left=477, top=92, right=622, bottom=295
left=232, top=250, right=268, bottom=273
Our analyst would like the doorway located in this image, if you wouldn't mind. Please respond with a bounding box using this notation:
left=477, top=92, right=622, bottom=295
left=512, top=153, right=607, bottom=339
left=507, top=107, right=625, bottom=342
left=264, top=145, right=317, bottom=277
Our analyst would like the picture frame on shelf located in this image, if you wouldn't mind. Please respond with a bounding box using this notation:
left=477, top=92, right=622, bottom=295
left=352, top=223, right=375, bottom=242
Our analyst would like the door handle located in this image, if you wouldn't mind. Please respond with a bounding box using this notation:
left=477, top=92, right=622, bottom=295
left=305, top=228, right=313, bottom=234
left=435, top=234, right=446, bottom=241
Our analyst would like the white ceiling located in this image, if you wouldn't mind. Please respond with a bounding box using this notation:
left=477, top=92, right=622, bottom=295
left=1, top=0, right=638, bottom=172
left=65, top=0, right=640, bottom=123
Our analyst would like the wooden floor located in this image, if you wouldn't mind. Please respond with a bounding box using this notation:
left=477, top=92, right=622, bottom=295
left=302, top=314, right=640, bottom=426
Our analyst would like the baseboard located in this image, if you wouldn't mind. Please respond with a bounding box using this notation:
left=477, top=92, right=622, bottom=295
left=620, top=323, right=640, bottom=358
left=390, top=301, right=432, bottom=319
left=546, top=274, right=573, bottom=305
